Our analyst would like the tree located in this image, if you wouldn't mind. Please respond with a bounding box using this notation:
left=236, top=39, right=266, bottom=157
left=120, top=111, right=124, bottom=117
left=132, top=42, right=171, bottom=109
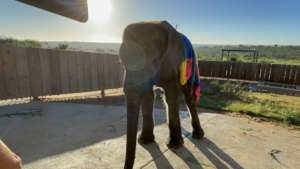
left=56, top=43, right=69, bottom=50
left=96, top=48, right=105, bottom=53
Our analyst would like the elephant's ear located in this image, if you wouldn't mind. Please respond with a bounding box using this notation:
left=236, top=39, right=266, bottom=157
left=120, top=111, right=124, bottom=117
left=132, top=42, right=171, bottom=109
left=120, top=40, right=147, bottom=71
left=16, top=0, right=88, bottom=22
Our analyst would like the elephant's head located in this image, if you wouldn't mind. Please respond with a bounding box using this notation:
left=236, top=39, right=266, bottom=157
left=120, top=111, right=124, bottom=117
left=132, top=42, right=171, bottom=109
left=119, top=22, right=170, bottom=95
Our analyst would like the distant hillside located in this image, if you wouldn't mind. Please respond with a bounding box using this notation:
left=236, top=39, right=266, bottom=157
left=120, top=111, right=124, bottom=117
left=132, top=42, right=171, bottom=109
left=41, top=41, right=300, bottom=64
left=42, top=41, right=121, bottom=54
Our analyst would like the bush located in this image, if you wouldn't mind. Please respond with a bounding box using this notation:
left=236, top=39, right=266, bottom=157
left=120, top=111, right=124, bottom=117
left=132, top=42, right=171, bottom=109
left=221, top=81, right=245, bottom=98
left=201, top=80, right=245, bottom=98
left=56, top=43, right=68, bottom=50
left=282, top=110, right=300, bottom=125
left=0, top=37, right=41, bottom=48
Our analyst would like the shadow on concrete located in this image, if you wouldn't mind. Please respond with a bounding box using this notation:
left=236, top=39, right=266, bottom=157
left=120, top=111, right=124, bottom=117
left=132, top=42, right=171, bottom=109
left=0, top=94, right=222, bottom=167
left=171, top=145, right=204, bottom=169
left=140, top=134, right=243, bottom=169
left=141, top=142, right=174, bottom=169
left=0, top=96, right=171, bottom=165
left=181, top=128, right=243, bottom=169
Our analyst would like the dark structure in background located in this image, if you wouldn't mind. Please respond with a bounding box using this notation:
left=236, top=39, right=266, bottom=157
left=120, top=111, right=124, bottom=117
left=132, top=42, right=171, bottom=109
left=16, top=0, right=88, bottom=22
left=221, top=49, right=259, bottom=62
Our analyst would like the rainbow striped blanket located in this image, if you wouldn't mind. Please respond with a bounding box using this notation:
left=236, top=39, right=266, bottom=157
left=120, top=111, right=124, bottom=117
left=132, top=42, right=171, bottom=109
left=180, top=35, right=201, bottom=102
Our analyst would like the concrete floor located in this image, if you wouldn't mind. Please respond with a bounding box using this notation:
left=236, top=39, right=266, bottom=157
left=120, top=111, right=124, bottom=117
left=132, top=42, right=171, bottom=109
left=0, top=102, right=299, bottom=169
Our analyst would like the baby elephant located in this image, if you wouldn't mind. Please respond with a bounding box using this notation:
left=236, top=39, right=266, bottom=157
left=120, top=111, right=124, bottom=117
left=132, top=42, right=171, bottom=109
left=119, top=20, right=204, bottom=169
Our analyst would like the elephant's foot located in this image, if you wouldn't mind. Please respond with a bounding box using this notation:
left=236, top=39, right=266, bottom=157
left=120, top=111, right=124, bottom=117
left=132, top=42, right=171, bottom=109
left=192, top=128, right=205, bottom=139
left=138, top=133, right=155, bottom=145
left=167, top=136, right=184, bottom=149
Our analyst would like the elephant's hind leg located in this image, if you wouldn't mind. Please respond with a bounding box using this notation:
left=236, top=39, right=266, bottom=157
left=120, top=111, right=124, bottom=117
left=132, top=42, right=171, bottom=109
left=138, top=90, right=155, bottom=144
left=182, top=85, right=204, bottom=139
left=164, top=83, right=184, bottom=148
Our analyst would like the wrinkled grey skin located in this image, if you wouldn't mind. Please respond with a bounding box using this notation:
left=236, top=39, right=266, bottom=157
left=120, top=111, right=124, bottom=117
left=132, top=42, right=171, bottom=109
left=119, top=21, right=204, bottom=169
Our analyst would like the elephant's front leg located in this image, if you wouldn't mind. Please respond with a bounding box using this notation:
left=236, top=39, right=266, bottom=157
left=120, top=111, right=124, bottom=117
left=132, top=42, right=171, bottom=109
left=164, top=83, right=184, bottom=148
left=138, top=90, right=155, bottom=144
left=124, top=93, right=141, bottom=169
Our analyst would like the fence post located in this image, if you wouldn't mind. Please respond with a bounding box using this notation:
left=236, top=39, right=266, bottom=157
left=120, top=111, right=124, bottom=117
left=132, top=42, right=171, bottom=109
left=101, top=89, right=105, bottom=98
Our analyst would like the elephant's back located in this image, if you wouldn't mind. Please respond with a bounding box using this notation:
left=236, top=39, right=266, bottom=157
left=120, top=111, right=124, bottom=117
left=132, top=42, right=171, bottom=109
left=122, top=21, right=172, bottom=55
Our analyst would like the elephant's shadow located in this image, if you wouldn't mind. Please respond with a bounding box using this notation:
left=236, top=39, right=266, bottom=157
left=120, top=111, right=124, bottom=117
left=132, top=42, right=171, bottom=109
left=141, top=130, right=243, bottom=169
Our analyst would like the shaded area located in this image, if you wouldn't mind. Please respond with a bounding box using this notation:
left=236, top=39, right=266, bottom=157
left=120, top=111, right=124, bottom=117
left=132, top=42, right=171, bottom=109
left=0, top=102, right=167, bottom=165
left=1, top=101, right=300, bottom=169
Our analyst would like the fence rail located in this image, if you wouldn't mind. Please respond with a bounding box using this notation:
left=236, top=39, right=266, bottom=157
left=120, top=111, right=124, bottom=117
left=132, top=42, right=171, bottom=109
left=1, top=45, right=299, bottom=100
left=198, top=61, right=300, bottom=85
left=0, top=45, right=124, bottom=100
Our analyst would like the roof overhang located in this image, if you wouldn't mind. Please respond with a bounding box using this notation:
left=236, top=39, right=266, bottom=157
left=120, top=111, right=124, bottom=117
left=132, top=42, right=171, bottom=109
left=16, top=0, right=88, bottom=22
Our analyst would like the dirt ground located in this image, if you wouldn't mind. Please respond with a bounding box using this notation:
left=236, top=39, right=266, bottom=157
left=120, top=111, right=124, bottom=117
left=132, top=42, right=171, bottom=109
left=0, top=92, right=299, bottom=169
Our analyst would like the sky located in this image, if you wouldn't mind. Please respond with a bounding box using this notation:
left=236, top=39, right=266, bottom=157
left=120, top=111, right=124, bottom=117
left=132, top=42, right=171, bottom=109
left=0, top=0, right=300, bottom=45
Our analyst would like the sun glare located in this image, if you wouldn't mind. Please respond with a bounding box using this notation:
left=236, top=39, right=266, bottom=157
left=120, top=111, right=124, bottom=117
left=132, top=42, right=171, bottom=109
left=88, top=0, right=112, bottom=25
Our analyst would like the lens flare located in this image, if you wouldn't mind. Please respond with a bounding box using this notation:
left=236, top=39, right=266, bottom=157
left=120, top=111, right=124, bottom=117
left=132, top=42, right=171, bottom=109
left=88, top=0, right=112, bottom=25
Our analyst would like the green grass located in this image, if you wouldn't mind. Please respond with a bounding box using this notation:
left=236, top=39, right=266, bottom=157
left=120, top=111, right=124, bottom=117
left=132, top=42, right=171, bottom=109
left=199, top=80, right=300, bottom=125
left=255, top=56, right=300, bottom=65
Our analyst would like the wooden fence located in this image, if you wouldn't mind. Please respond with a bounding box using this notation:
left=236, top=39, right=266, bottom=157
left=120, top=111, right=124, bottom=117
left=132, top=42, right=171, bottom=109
left=0, top=45, right=124, bottom=100
left=1, top=45, right=299, bottom=100
left=198, top=61, right=300, bottom=85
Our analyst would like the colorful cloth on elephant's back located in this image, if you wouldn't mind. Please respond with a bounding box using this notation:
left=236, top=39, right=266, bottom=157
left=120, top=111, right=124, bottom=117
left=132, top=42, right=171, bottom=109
left=180, top=35, right=201, bottom=102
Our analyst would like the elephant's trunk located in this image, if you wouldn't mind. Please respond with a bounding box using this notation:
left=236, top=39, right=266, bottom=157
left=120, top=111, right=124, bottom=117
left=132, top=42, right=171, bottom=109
left=124, top=94, right=141, bottom=169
